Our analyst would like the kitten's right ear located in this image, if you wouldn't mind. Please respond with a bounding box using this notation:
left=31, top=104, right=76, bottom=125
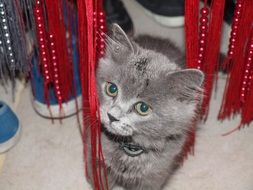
left=111, top=23, right=134, bottom=52
left=167, top=69, right=204, bottom=102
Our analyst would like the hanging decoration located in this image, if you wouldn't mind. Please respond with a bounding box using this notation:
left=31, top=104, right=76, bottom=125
left=0, top=0, right=30, bottom=82
left=185, top=0, right=253, bottom=135
left=32, top=0, right=75, bottom=113
left=184, top=0, right=225, bottom=157
left=240, top=30, right=253, bottom=125
left=184, top=0, right=207, bottom=158
left=218, top=0, right=253, bottom=133
left=186, top=0, right=232, bottom=119
left=77, top=0, right=107, bottom=189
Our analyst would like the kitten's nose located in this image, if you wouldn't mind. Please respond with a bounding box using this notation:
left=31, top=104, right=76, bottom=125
left=107, top=113, right=119, bottom=123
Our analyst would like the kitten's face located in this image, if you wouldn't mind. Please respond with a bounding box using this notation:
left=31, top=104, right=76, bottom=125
left=96, top=24, right=204, bottom=150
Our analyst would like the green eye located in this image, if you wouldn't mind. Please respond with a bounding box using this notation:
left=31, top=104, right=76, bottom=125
left=105, top=82, right=118, bottom=97
left=135, top=102, right=151, bottom=116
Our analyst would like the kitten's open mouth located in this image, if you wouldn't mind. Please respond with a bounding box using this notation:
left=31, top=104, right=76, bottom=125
left=101, top=124, right=147, bottom=157
left=101, top=123, right=132, bottom=143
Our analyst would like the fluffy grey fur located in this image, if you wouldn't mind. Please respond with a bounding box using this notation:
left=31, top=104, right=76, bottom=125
left=89, top=24, right=204, bottom=190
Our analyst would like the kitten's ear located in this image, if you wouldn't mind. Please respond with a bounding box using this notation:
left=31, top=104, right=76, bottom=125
left=111, top=23, right=134, bottom=52
left=167, top=69, right=204, bottom=101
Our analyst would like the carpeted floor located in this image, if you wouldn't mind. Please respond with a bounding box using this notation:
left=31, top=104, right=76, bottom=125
left=1, top=1, right=253, bottom=190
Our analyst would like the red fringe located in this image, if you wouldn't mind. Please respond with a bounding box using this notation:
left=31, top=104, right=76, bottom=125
left=241, top=27, right=253, bottom=125
left=184, top=0, right=225, bottom=159
left=33, top=2, right=51, bottom=106
left=185, top=0, right=200, bottom=69
left=76, top=0, right=89, bottom=179
left=77, top=0, right=107, bottom=189
left=218, top=0, right=253, bottom=120
left=184, top=0, right=199, bottom=159
left=183, top=0, right=200, bottom=160
left=33, top=0, right=75, bottom=117
left=201, top=0, right=226, bottom=119
left=181, top=121, right=197, bottom=161
left=44, top=0, right=73, bottom=103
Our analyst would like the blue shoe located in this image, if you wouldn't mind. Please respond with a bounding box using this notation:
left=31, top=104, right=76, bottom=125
left=31, top=13, right=82, bottom=119
left=0, top=101, right=21, bottom=153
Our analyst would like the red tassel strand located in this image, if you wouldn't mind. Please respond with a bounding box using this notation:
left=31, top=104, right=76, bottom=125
left=185, top=0, right=200, bottom=69
left=197, top=4, right=210, bottom=70
left=241, top=31, right=253, bottom=125
left=76, top=0, right=89, bottom=180
left=180, top=120, right=197, bottom=162
left=184, top=0, right=225, bottom=157
left=77, top=0, right=107, bottom=189
left=48, top=34, right=63, bottom=110
left=240, top=29, right=253, bottom=103
left=95, top=11, right=106, bottom=58
left=218, top=0, right=253, bottom=120
left=183, top=0, right=200, bottom=159
left=33, top=0, right=75, bottom=116
left=33, top=0, right=52, bottom=105
left=185, top=0, right=226, bottom=119
left=201, top=0, right=226, bottom=118
left=223, top=0, right=243, bottom=69
left=236, top=28, right=253, bottom=127
left=44, top=0, right=73, bottom=104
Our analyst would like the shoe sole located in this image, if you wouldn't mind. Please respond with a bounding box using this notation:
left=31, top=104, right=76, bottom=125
left=32, top=95, right=82, bottom=119
left=139, top=3, right=184, bottom=27
left=138, top=1, right=231, bottom=55
left=0, top=124, right=21, bottom=153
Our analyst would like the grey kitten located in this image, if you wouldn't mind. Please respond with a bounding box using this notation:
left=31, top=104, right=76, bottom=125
left=89, top=24, right=204, bottom=190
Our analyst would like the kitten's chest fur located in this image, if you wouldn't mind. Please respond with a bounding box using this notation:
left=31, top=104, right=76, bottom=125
left=101, top=131, right=178, bottom=190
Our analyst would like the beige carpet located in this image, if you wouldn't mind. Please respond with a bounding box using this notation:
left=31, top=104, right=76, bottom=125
left=1, top=1, right=253, bottom=190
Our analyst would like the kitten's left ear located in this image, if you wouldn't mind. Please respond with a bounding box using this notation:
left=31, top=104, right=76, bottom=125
left=167, top=69, right=204, bottom=101
left=111, top=23, right=134, bottom=52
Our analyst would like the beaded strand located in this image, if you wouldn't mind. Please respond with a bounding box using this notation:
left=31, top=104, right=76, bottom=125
left=197, top=6, right=209, bottom=69
left=34, top=0, right=52, bottom=84
left=49, top=34, right=63, bottom=104
left=0, top=2, right=15, bottom=72
left=240, top=30, right=253, bottom=102
left=94, top=11, right=106, bottom=58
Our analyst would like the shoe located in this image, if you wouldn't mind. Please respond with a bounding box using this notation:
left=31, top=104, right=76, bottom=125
left=0, top=101, right=21, bottom=153
left=31, top=24, right=82, bottom=119
left=136, top=0, right=185, bottom=27
left=31, top=39, right=82, bottom=118
left=220, top=0, right=236, bottom=56
left=224, top=0, right=236, bottom=25
left=104, top=0, right=133, bottom=32
left=136, top=0, right=235, bottom=28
